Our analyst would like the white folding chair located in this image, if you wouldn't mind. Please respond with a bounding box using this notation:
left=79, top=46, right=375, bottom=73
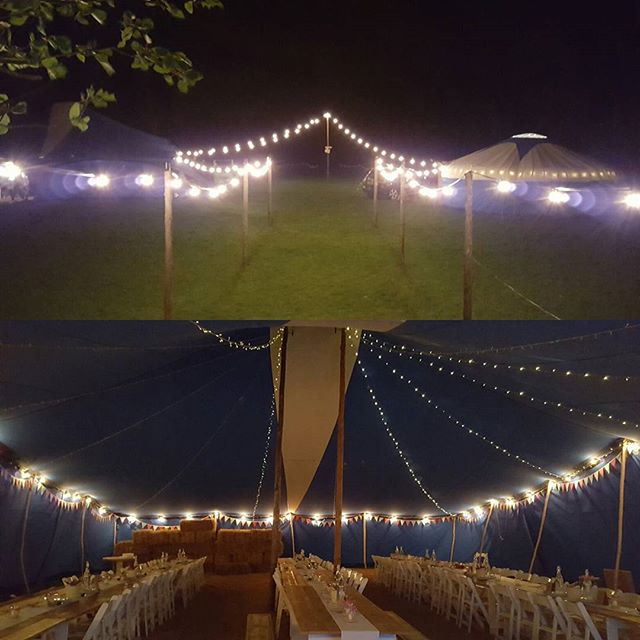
left=555, top=598, right=603, bottom=640
left=458, top=576, right=489, bottom=633
left=527, top=592, right=567, bottom=640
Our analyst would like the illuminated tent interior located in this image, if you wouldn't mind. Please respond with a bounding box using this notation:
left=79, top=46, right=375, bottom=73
left=441, top=134, right=617, bottom=182
left=1, top=320, right=639, bottom=599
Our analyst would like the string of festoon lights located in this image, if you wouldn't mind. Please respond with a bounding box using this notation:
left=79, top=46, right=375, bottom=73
left=472, top=172, right=640, bottom=210
left=5, top=440, right=640, bottom=527
left=359, top=352, right=562, bottom=481
left=192, top=321, right=284, bottom=351
left=362, top=336, right=640, bottom=431
left=176, top=112, right=439, bottom=172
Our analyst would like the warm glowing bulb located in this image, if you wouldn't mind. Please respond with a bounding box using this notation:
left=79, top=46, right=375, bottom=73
left=188, top=186, right=201, bottom=198
left=230, top=178, right=240, bottom=188
left=364, top=512, right=372, bottom=521
left=623, top=192, right=640, bottom=209
left=170, top=177, right=183, bottom=189
left=323, top=112, right=332, bottom=119
left=496, top=180, right=516, bottom=194
left=0, top=161, right=23, bottom=181
left=158, top=514, right=166, bottom=521
left=548, top=188, right=570, bottom=204
left=137, top=173, right=154, bottom=187
left=88, top=174, right=110, bottom=189
left=627, top=441, right=640, bottom=455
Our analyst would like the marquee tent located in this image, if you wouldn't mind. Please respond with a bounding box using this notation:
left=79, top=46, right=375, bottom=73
left=441, top=134, right=617, bottom=182
left=1, top=320, right=639, bottom=598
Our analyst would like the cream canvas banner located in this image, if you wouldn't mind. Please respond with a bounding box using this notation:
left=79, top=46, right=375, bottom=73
left=269, top=326, right=361, bottom=513
left=270, top=323, right=401, bottom=512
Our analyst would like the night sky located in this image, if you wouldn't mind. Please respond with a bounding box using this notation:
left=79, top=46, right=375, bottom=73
left=5, top=0, right=640, bottom=169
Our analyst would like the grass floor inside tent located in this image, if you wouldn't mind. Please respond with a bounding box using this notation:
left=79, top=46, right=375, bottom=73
left=145, top=570, right=491, bottom=640
left=1, top=179, right=639, bottom=319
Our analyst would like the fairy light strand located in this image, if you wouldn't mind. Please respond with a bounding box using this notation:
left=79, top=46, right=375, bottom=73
left=363, top=346, right=562, bottom=479
left=363, top=336, right=640, bottom=431
left=252, top=397, right=275, bottom=519
left=192, top=321, right=284, bottom=350
left=359, top=359, right=452, bottom=515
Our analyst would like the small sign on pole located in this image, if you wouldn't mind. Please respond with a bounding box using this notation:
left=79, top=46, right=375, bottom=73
left=163, top=163, right=174, bottom=320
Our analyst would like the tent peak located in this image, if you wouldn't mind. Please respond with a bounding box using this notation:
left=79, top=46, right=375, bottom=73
left=511, top=132, right=548, bottom=139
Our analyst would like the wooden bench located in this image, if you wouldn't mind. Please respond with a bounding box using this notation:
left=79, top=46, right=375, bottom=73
left=385, top=610, right=429, bottom=640
left=245, top=613, right=275, bottom=640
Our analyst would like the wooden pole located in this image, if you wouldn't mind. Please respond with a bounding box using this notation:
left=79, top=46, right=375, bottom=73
left=267, top=162, right=273, bottom=225
left=449, top=516, right=457, bottom=563
left=463, top=171, right=474, bottom=320
left=289, top=516, right=296, bottom=557
left=271, top=327, right=289, bottom=570
left=479, top=503, right=494, bottom=554
left=614, top=444, right=628, bottom=590
left=242, top=167, right=249, bottom=266
left=373, top=162, right=379, bottom=228
left=333, top=329, right=347, bottom=569
left=400, top=163, right=406, bottom=263
left=163, top=163, right=174, bottom=320
left=362, top=513, right=368, bottom=568
left=529, top=481, right=553, bottom=574
left=325, top=116, right=331, bottom=180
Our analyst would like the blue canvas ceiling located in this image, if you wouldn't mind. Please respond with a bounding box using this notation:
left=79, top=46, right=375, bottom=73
left=1, top=321, right=638, bottom=518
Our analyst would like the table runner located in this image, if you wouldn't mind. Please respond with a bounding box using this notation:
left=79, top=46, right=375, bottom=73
left=0, top=606, right=50, bottom=632
left=295, top=566, right=379, bottom=640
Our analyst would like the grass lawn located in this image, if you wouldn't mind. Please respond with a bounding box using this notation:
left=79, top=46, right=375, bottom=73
left=1, top=178, right=639, bottom=319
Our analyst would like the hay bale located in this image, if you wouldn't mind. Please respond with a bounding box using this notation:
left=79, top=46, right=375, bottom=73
left=115, top=541, right=133, bottom=555
left=180, top=518, right=213, bottom=532
left=132, top=530, right=154, bottom=545
left=180, top=531, right=196, bottom=545
left=194, top=531, right=215, bottom=544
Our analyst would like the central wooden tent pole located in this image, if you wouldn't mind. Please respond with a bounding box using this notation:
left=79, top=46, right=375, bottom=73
left=614, top=443, right=628, bottom=590
left=463, top=170, right=474, bottom=320
left=271, top=327, right=289, bottom=570
left=325, top=115, right=331, bottom=180
left=373, top=161, right=379, bottom=227
left=242, top=165, right=249, bottom=266
left=163, top=163, right=174, bottom=320
left=529, top=480, right=553, bottom=574
left=333, top=328, right=347, bottom=569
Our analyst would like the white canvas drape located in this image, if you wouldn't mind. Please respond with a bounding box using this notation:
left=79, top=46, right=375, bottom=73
left=270, top=326, right=360, bottom=513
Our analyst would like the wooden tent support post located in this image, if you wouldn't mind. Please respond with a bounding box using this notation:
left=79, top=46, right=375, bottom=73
left=463, top=171, right=474, bottom=320
left=20, top=486, right=34, bottom=595
left=479, top=503, right=494, bottom=554
left=362, top=513, right=368, bottom=568
left=289, top=516, right=296, bottom=556
left=271, top=327, right=289, bottom=570
left=163, top=163, right=174, bottom=320
left=449, top=516, right=457, bottom=563
left=242, top=167, right=249, bottom=266
left=373, top=161, right=379, bottom=227
left=614, top=444, right=628, bottom=590
left=267, top=162, right=273, bottom=225
left=529, top=480, right=553, bottom=574
left=399, top=163, right=406, bottom=263
left=333, top=329, right=347, bottom=569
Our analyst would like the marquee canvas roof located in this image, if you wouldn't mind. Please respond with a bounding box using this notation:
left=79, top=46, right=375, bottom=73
left=1, top=321, right=638, bottom=519
left=441, top=134, right=616, bottom=182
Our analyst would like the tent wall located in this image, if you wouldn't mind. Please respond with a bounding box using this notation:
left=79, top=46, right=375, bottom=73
left=3, top=455, right=640, bottom=600
left=0, top=471, right=114, bottom=600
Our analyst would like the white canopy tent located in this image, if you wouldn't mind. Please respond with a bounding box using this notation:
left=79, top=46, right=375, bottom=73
left=441, top=133, right=616, bottom=182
